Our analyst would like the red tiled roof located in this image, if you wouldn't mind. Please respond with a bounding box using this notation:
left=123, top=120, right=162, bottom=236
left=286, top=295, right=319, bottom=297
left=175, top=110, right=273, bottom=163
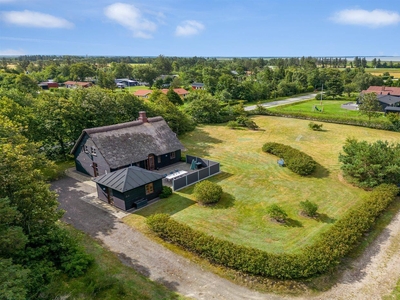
left=361, top=86, right=400, bottom=96
left=161, top=88, right=189, bottom=95
left=133, top=89, right=152, bottom=96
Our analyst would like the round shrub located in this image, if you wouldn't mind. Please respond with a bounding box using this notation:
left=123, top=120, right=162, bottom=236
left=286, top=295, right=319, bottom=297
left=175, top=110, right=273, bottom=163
left=266, top=204, right=287, bottom=223
left=193, top=180, right=223, bottom=205
left=159, top=186, right=173, bottom=198
left=300, top=200, right=318, bottom=217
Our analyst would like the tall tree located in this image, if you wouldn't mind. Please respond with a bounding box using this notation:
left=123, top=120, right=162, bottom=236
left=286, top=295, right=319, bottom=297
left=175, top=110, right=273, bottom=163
left=359, top=92, right=381, bottom=122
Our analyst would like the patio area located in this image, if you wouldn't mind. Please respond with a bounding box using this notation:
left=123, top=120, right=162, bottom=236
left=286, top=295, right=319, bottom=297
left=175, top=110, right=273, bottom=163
left=153, top=155, right=220, bottom=190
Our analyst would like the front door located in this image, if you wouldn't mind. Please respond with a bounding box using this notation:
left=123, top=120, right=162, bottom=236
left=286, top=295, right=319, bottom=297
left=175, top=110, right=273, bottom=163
left=148, top=154, right=155, bottom=170
left=92, top=162, right=99, bottom=177
left=106, top=187, right=113, bottom=204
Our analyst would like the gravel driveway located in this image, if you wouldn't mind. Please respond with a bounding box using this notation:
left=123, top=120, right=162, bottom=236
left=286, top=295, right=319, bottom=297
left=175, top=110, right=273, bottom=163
left=52, top=174, right=400, bottom=300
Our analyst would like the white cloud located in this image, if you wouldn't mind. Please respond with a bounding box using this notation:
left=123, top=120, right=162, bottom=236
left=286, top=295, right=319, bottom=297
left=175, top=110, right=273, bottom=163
left=0, top=48, right=24, bottom=55
left=330, top=9, right=400, bottom=27
left=104, top=3, right=157, bottom=39
left=175, top=20, right=204, bottom=37
left=1, top=10, right=74, bottom=28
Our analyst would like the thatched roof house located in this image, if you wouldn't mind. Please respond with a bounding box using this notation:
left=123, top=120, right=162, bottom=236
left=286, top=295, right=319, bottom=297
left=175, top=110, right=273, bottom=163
left=71, top=111, right=185, bottom=177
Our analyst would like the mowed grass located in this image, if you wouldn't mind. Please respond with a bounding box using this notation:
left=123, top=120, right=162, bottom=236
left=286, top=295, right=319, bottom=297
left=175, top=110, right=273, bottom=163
left=123, top=116, right=400, bottom=254
left=268, top=99, right=390, bottom=124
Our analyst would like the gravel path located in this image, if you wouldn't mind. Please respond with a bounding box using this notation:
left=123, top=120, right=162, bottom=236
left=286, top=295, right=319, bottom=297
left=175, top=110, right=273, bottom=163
left=52, top=173, right=400, bottom=300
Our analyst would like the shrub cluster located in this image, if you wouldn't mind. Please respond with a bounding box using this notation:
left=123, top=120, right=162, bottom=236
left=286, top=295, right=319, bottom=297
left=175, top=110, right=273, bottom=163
left=193, top=180, right=223, bottom=204
left=262, top=142, right=317, bottom=176
left=159, top=186, right=173, bottom=198
left=266, top=204, right=287, bottom=222
left=300, top=200, right=318, bottom=217
left=308, top=122, right=323, bottom=131
left=147, top=184, right=398, bottom=279
left=226, top=116, right=259, bottom=130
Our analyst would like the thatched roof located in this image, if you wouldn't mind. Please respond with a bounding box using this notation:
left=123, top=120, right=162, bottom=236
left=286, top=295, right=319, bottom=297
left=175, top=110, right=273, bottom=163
left=71, top=116, right=185, bottom=169
left=93, top=166, right=163, bottom=192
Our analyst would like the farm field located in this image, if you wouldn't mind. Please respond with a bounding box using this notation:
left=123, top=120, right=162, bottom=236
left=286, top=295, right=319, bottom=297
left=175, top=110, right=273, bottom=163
left=268, top=99, right=391, bottom=125
left=123, top=116, right=400, bottom=254
left=364, top=67, right=400, bottom=78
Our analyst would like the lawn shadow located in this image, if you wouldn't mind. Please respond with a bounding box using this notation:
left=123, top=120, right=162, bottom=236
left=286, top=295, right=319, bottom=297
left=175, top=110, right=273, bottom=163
left=181, top=126, right=223, bottom=158
left=284, top=218, right=303, bottom=228
left=211, top=192, right=235, bottom=209
left=316, top=213, right=336, bottom=224
left=309, top=163, right=330, bottom=179
left=134, top=194, right=196, bottom=218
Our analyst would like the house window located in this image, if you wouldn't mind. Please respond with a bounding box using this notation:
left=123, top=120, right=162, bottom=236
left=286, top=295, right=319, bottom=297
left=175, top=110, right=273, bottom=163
left=170, top=152, right=176, bottom=159
left=157, top=156, right=161, bottom=163
left=91, top=146, right=97, bottom=156
left=145, top=183, right=154, bottom=195
left=84, top=145, right=89, bottom=153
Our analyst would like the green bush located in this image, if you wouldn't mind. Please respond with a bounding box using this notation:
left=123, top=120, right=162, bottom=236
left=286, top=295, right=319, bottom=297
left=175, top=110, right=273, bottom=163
left=266, top=204, right=287, bottom=222
left=226, top=120, right=240, bottom=129
left=159, top=186, right=173, bottom=198
left=262, top=142, right=317, bottom=176
left=193, top=180, right=223, bottom=204
left=147, top=184, right=398, bottom=279
left=300, top=200, right=318, bottom=217
left=308, top=122, right=323, bottom=131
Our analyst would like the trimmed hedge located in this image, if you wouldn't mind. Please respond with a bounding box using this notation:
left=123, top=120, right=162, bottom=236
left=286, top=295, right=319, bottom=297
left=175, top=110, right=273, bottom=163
left=249, top=109, right=394, bottom=131
left=262, top=142, right=317, bottom=176
left=147, top=184, right=398, bottom=279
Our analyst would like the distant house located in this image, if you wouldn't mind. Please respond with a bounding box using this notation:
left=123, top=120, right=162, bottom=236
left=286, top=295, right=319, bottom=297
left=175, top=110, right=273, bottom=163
left=361, top=86, right=400, bottom=97
left=115, top=78, right=138, bottom=87
left=377, top=95, right=400, bottom=110
left=161, top=88, right=189, bottom=98
left=70, top=111, right=185, bottom=178
left=191, top=82, right=205, bottom=90
left=38, top=81, right=59, bottom=90
left=64, top=81, right=93, bottom=88
left=133, top=89, right=153, bottom=98
left=93, top=166, right=164, bottom=210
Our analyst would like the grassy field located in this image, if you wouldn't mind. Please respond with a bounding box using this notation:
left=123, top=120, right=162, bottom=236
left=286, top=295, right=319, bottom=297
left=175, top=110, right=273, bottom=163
left=124, top=116, right=400, bottom=254
left=125, top=85, right=149, bottom=92
left=46, top=225, right=184, bottom=299
left=364, top=68, right=400, bottom=79
left=268, top=99, right=391, bottom=125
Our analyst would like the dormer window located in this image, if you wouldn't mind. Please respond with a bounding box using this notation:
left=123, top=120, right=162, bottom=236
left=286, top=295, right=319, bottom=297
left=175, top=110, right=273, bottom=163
left=91, top=146, right=97, bottom=156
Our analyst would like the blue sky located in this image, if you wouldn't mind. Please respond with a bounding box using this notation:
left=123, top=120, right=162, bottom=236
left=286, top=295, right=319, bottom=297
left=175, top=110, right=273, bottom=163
left=0, top=0, right=399, bottom=57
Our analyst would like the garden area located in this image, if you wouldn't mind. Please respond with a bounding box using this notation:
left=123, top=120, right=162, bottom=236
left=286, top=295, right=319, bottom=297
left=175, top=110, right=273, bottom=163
left=123, top=116, right=400, bottom=255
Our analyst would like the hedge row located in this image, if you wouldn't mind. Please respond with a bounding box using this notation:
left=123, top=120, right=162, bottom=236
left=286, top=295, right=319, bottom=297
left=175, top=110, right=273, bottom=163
left=147, top=184, right=398, bottom=279
left=262, top=142, right=317, bottom=176
left=249, top=109, right=394, bottom=131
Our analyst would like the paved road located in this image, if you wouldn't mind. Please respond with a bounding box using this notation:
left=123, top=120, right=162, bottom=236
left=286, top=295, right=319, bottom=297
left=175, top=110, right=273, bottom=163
left=244, top=94, right=317, bottom=111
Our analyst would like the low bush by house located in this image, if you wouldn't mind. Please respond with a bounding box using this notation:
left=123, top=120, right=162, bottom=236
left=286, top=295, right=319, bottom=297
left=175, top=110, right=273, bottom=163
left=193, top=180, right=223, bottom=204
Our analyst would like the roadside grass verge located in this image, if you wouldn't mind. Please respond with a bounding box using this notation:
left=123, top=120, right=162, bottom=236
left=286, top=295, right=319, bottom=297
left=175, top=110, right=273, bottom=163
left=124, top=117, right=400, bottom=254
left=44, top=224, right=184, bottom=300
left=265, top=99, right=391, bottom=128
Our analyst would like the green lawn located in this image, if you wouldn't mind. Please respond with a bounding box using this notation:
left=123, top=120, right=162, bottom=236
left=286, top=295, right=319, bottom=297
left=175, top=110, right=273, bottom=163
left=46, top=225, right=184, bottom=300
left=125, top=85, right=150, bottom=92
left=268, top=99, right=391, bottom=125
left=124, top=117, right=400, bottom=254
